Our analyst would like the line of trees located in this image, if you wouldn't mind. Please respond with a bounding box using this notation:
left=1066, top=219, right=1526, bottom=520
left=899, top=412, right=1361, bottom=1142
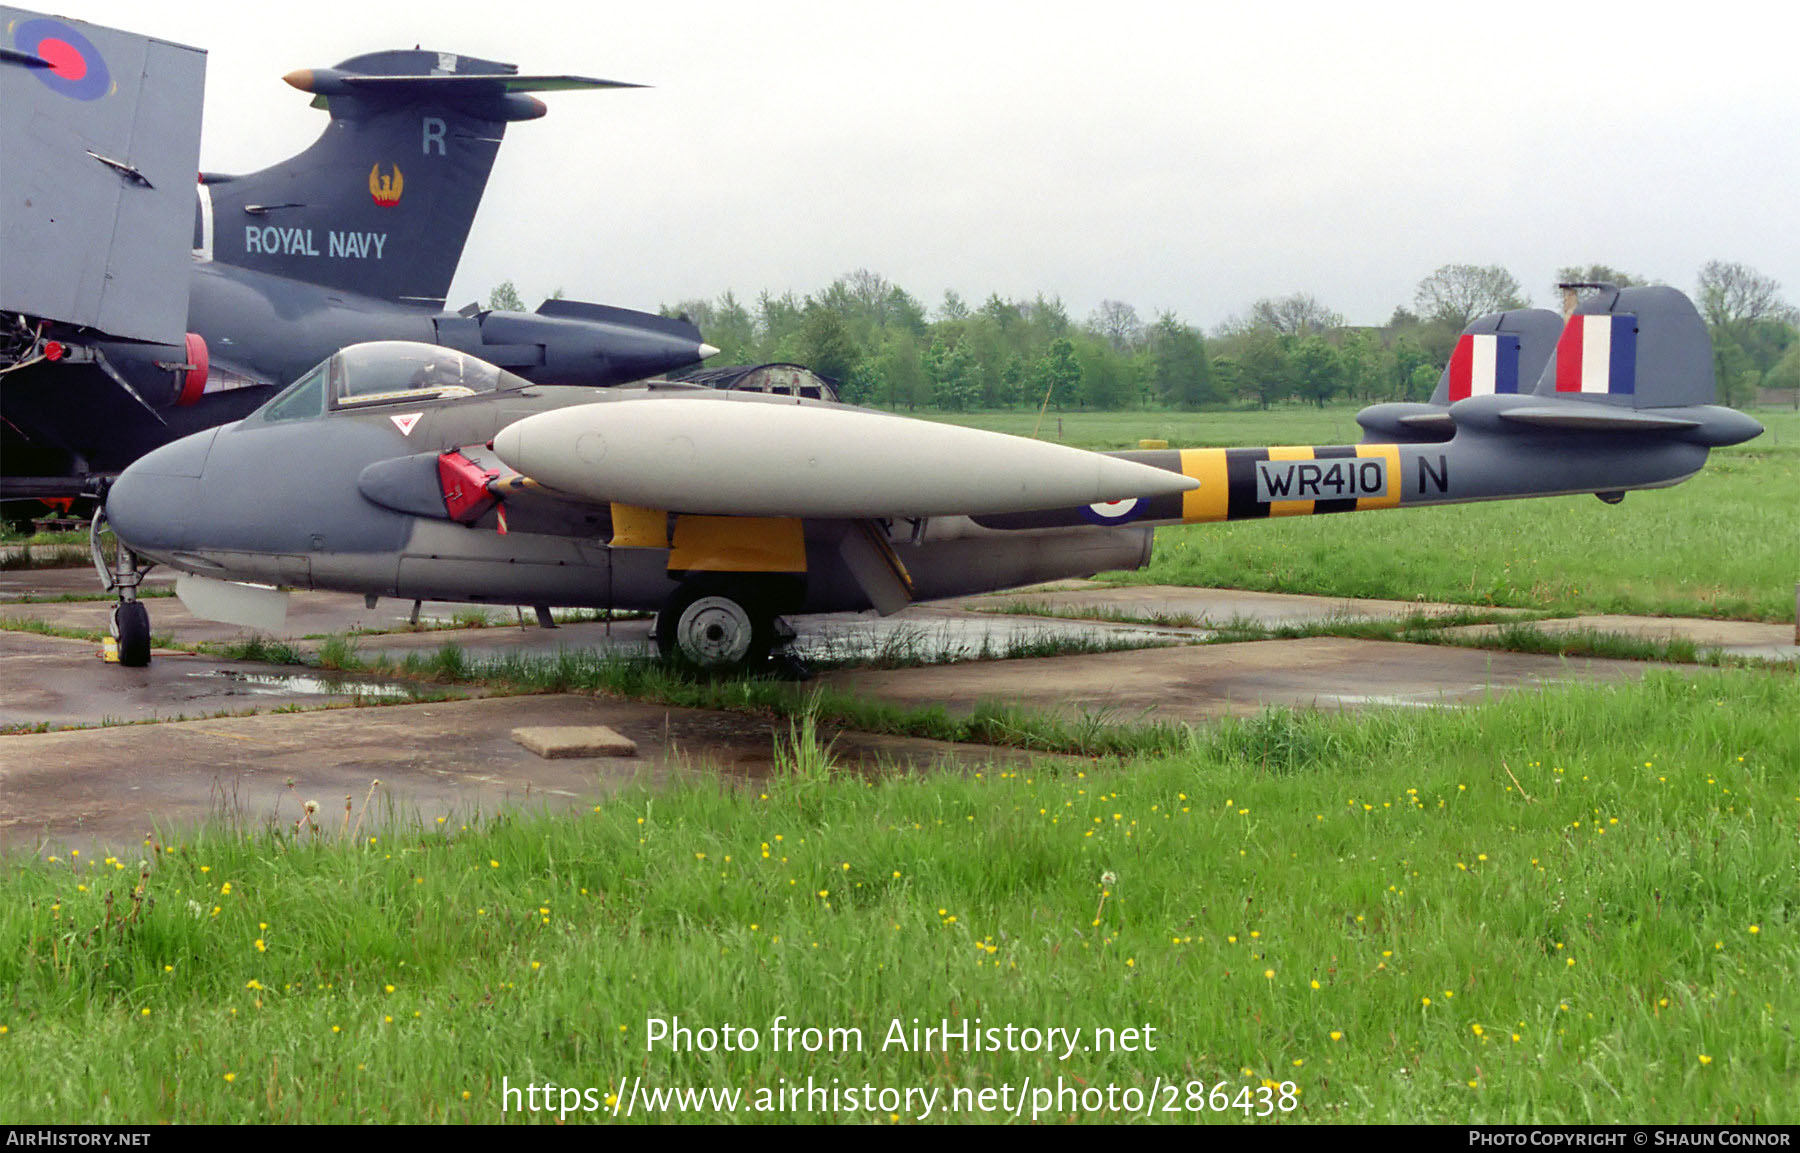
left=500, top=260, right=1799, bottom=410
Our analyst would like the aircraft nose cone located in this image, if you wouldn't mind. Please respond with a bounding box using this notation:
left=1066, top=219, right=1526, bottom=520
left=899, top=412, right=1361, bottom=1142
left=598, top=326, right=712, bottom=382
left=105, top=430, right=217, bottom=555
left=130, top=428, right=220, bottom=478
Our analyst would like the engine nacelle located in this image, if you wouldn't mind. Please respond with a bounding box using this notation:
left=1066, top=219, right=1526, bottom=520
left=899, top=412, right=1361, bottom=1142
left=433, top=302, right=710, bottom=388
left=87, top=333, right=208, bottom=406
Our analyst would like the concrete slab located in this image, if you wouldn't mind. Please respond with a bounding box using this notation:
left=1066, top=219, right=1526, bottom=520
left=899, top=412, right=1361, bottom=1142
left=1440, top=615, right=1799, bottom=662
left=794, top=604, right=1199, bottom=662
left=2, top=568, right=1781, bottom=861
left=0, top=695, right=1058, bottom=857
left=0, top=583, right=506, bottom=646
left=822, top=637, right=1676, bottom=723
left=0, top=566, right=175, bottom=601
left=0, top=576, right=1193, bottom=668
left=0, top=629, right=458, bottom=730
left=950, top=584, right=1516, bottom=627
left=512, top=725, right=638, bottom=758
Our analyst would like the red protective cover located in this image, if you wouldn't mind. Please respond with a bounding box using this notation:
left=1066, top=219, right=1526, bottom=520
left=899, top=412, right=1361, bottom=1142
left=174, top=332, right=209, bottom=406
left=437, top=451, right=500, bottom=524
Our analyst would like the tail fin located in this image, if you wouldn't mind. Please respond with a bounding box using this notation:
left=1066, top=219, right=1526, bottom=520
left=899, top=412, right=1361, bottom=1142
left=1487, top=287, right=1761, bottom=446
left=199, top=49, right=637, bottom=308
left=1356, top=307, right=1560, bottom=442
left=1530, top=285, right=1713, bottom=408
left=1432, top=308, right=1563, bottom=404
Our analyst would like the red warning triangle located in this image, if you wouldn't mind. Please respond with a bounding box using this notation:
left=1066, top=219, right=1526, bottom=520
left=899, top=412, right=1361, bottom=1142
left=390, top=412, right=423, bottom=436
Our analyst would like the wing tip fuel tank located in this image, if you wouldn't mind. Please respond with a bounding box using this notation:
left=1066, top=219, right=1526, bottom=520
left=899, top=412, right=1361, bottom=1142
left=492, top=399, right=1197, bottom=519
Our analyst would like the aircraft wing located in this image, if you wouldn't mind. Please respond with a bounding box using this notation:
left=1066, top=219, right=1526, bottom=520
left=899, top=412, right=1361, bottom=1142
left=329, top=73, right=641, bottom=94
left=0, top=7, right=204, bottom=345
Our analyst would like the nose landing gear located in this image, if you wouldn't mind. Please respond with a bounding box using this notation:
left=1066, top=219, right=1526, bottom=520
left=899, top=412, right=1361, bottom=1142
left=91, top=504, right=155, bottom=667
left=112, top=599, right=151, bottom=668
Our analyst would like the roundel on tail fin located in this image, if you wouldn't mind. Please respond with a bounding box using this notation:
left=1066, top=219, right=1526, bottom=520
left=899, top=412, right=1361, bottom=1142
left=13, top=18, right=112, bottom=101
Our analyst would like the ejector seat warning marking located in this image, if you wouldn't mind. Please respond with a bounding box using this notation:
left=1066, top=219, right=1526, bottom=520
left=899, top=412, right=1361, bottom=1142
left=391, top=413, right=422, bottom=436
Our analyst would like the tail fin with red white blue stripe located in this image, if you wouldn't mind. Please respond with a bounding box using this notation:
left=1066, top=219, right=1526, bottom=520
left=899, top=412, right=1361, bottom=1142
left=1529, top=285, right=1715, bottom=409
left=1434, top=308, right=1562, bottom=405
left=1356, top=307, right=1560, bottom=442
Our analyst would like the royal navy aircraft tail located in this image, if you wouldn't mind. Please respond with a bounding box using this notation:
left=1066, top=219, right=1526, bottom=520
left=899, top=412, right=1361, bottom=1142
left=2, top=15, right=711, bottom=512
left=201, top=50, right=638, bottom=309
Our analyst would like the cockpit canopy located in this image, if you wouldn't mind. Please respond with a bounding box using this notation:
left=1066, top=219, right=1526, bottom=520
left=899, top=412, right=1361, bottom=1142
left=254, top=342, right=526, bottom=424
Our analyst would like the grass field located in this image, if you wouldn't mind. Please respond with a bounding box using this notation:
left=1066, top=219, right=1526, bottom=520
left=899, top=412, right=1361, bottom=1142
left=2, top=669, right=1795, bottom=1123
left=933, top=407, right=1799, bottom=622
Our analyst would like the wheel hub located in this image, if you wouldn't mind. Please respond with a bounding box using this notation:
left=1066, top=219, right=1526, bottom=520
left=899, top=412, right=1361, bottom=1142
left=676, top=596, right=755, bottom=666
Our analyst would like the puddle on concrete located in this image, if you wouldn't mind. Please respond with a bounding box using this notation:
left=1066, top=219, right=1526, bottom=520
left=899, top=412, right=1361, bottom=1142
left=189, top=670, right=421, bottom=702
left=792, top=616, right=1193, bottom=665
left=274, top=613, right=1197, bottom=676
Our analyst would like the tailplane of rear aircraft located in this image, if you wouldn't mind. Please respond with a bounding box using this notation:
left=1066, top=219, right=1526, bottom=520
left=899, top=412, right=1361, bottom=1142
left=198, top=49, right=638, bottom=308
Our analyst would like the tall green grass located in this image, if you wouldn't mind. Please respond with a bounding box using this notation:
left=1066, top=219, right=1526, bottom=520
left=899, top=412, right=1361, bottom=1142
left=3, top=669, right=1794, bottom=1122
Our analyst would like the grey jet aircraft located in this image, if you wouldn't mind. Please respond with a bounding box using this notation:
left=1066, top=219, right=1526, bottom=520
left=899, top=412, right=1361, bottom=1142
left=0, top=8, right=716, bottom=516
left=96, top=285, right=1761, bottom=669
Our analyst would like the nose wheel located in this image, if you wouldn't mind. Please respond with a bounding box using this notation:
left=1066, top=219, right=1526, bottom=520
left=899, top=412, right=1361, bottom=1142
left=91, top=502, right=155, bottom=668
left=112, top=600, right=152, bottom=668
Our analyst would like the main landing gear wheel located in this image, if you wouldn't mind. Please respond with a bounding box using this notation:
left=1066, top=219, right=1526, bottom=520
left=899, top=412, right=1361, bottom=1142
left=656, top=580, right=775, bottom=670
left=113, top=600, right=151, bottom=668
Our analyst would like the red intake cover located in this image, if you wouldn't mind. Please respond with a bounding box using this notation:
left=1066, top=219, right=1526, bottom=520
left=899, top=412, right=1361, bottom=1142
left=438, top=451, right=501, bottom=524
left=175, top=332, right=208, bottom=406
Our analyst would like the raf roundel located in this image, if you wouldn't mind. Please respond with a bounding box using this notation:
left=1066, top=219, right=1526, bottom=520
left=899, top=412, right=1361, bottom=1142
left=13, top=18, right=112, bottom=101
left=1079, top=497, right=1145, bottom=526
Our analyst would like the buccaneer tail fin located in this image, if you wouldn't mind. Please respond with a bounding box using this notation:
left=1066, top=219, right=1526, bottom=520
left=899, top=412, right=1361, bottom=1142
left=197, top=49, right=637, bottom=308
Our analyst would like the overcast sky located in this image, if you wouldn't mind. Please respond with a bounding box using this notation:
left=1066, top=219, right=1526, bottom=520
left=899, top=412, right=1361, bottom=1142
left=39, top=0, right=1800, bottom=329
